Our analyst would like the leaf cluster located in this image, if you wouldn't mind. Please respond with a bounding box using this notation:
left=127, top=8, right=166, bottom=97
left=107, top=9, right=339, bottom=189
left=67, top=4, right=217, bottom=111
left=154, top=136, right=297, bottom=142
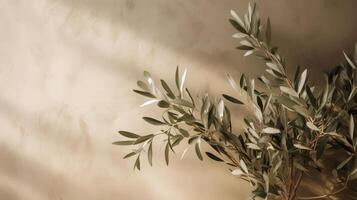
left=115, top=3, right=357, bottom=200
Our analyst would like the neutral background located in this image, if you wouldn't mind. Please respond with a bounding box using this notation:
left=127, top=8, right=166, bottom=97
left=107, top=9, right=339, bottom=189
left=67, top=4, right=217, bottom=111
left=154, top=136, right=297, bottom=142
left=0, top=0, right=356, bottom=199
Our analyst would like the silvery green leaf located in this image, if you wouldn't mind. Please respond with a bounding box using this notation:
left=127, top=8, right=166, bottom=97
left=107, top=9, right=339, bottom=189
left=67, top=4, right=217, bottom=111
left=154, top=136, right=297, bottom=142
left=348, top=86, right=357, bottom=102
left=350, top=114, right=354, bottom=140
left=247, top=143, right=260, bottom=150
left=148, top=142, right=153, bottom=166
left=118, top=131, right=140, bottom=138
left=223, top=94, right=243, bottom=104
left=240, top=40, right=252, bottom=47
left=266, top=18, right=271, bottom=46
left=231, top=168, right=244, bottom=176
left=232, top=32, right=247, bottom=39
left=263, top=173, right=269, bottom=193
left=252, top=103, right=263, bottom=123
left=266, top=62, right=283, bottom=74
left=180, top=68, right=187, bottom=94
left=175, top=66, right=180, bottom=94
left=294, top=144, right=312, bottom=150
left=217, top=100, right=225, bottom=121
left=230, top=10, right=245, bottom=29
left=123, top=152, right=137, bottom=159
left=178, top=128, right=190, bottom=137
left=113, top=141, right=135, bottom=145
left=306, top=122, right=319, bottom=131
left=173, top=99, right=194, bottom=108
left=140, top=99, right=159, bottom=107
left=263, top=94, right=272, bottom=113
left=262, top=127, right=280, bottom=134
left=157, top=100, right=170, bottom=108
left=306, top=86, right=317, bottom=109
left=227, top=74, right=239, bottom=92
left=319, top=76, right=329, bottom=109
left=195, top=142, right=203, bottom=161
left=133, top=90, right=156, bottom=98
left=134, top=134, right=154, bottom=144
left=244, top=50, right=255, bottom=56
left=343, top=51, right=356, bottom=69
left=244, top=13, right=250, bottom=30
left=165, top=143, right=170, bottom=165
left=205, top=152, right=224, bottom=162
left=240, top=159, right=248, bottom=173
left=297, top=69, right=307, bottom=94
left=280, top=86, right=298, bottom=97
left=134, top=156, right=141, bottom=170
left=137, top=81, right=150, bottom=91
left=161, top=79, right=175, bottom=99
left=229, top=19, right=247, bottom=34
left=143, top=117, right=166, bottom=125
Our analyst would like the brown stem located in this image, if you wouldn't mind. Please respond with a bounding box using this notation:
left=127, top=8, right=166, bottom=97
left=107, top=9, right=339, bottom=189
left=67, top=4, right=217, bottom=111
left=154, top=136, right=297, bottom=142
left=290, top=172, right=303, bottom=200
left=297, top=185, right=347, bottom=200
left=287, top=158, right=294, bottom=200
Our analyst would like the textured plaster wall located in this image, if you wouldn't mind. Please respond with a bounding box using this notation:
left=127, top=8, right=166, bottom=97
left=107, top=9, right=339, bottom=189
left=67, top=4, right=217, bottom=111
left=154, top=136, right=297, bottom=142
left=0, top=0, right=356, bottom=199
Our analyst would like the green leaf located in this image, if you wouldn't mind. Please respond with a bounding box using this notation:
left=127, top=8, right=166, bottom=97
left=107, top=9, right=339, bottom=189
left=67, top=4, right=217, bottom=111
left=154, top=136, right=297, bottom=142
left=134, top=156, right=141, bottom=170
left=113, top=141, right=134, bottom=145
left=230, top=10, right=245, bottom=29
left=148, top=142, right=153, bottom=166
left=350, top=114, right=354, bottom=140
left=133, top=90, right=156, bottom=98
left=123, top=152, right=136, bottom=159
left=165, top=143, right=170, bottom=165
left=240, top=160, right=248, bottom=173
left=306, top=122, right=319, bottom=131
left=137, top=81, right=149, bottom=91
left=294, top=144, right=312, bottom=150
left=237, top=45, right=254, bottom=50
left=306, top=86, right=317, bottom=109
left=229, top=19, right=247, bottom=34
left=160, top=80, right=175, bottom=99
left=297, top=69, right=307, bottom=94
left=118, top=131, right=140, bottom=138
left=266, top=62, right=283, bottom=74
left=143, top=117, right=166, bottom=125
left=157, top=100, right=170, bottom=108
left=195, top=143, right=203, bottom=161
left=266, top=18, right=271, bottom=46
left=134, top=134, right=154, bottom=144
left=261, top=127, right=280, bottom=134
left=180, top=68, right=187, bottom=94
left=231, top=168, right=244, bottom=176
left=178, top=128, right=190, bottom=137
left=280, top=86, right=298, bottom=97
left=173, top=99, right=194, bottom=108
left=205, top=152, right=224, bottom=162
left=247, top=143, right=260, bottom=150
left=343, top=51, right=356, bottom=69
left=222, top=94, right=244, bottom=104
left=175, top=66, right=180, bottom=94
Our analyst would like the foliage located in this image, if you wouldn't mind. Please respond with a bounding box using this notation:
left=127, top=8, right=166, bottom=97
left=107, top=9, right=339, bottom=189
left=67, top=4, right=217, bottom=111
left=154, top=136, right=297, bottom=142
left=114, top=3, right=357, bottom=200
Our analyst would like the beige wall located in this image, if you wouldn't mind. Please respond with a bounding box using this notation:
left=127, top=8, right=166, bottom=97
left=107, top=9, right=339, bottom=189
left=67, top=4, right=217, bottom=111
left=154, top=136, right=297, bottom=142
left=0, top=0, right=356, bottom=199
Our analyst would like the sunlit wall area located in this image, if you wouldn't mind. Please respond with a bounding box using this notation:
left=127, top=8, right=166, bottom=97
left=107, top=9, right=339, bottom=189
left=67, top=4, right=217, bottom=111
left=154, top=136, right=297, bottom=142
left=0, top=0, right=356, bottom=199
